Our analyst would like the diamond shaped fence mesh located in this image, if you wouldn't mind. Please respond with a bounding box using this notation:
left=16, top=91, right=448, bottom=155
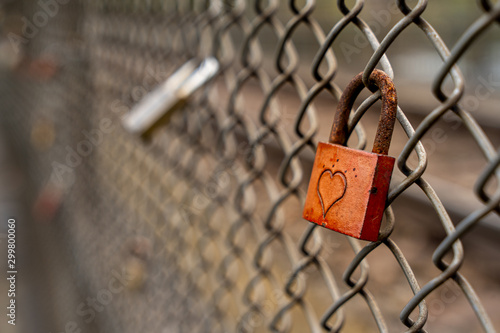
left=0, top=0, right=500, bottom=332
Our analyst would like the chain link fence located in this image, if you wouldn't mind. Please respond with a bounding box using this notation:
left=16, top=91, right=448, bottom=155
left=0, top=0, right=499, bottom=332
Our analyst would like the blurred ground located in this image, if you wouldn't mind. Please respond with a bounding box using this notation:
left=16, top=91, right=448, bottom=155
left=1, top=77, right=498, bottom=332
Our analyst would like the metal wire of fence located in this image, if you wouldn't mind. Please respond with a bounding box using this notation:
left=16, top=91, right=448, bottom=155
left=1, top=0, right=500, bottom=332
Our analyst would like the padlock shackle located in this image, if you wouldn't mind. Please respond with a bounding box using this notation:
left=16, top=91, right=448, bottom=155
left=329, top=70, right=397, bottom=155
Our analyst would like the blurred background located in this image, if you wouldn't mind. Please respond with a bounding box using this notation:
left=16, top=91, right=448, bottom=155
left=0, top=0, right=499, bottom=332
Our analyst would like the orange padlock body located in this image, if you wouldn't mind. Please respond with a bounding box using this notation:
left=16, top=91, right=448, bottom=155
left=303, top=142, right=395, bottom=241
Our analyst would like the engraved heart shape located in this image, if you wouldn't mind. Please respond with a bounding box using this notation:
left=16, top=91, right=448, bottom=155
left=317, top=170, right=347, bottom=218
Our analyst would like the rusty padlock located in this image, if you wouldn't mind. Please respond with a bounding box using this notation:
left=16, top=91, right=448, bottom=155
left=302, top=70, right=397, bottom=241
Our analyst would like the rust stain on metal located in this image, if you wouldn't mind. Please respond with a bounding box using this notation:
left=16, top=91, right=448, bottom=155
left=304, top=70, right=397, bottom=242
left=303, top=143, right=395, bottom=241
left=329, top=69, right=397, bottom=155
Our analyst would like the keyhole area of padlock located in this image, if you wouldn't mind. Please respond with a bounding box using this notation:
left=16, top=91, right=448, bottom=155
left=317, top=169, right=347, bottom=218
